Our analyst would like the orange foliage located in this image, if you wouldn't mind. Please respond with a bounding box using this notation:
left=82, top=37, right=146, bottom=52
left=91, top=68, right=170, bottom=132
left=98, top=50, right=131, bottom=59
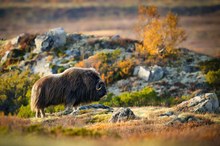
left=117, top=59, right=134, bottom=78
left=136, top=5, right=186, bottom=57
left=74, top=50, right=135, bottom=85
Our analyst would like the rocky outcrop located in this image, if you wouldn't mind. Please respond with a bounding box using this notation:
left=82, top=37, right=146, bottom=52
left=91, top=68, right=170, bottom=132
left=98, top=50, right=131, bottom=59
left=177, top=93, right=219, bottom=113
left=133, top=65, right=164, bottom=82
left=34, top=27, right=66, bottom=53
left=109, top=108, right=136, bottom=123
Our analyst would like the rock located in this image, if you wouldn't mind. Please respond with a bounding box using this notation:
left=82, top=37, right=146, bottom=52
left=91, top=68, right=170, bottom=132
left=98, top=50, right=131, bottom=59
left=78, top=104, right=113, bottom=111
left=1, top=51, right=10, bottom=64
left=10, top=33, right=25, bottom=46
left=65, top=49, right=81, bottom=59
left=32, top=58, right=52, bottom=76
left=34, top=27, right=66, bottom=53
left=68, top=104, right=113, bottom=116
left=134, top=65, right=164, bottom=82
left=166, top=114, right=202, bottom=125
left=135, top=66, right=151, bottom=81
left=183, top=65, right=200, bottom=73
left=1, top=49, right=25, bottom=64
left=150, top=65, right=164, bottom=81
left=111, top=35, right=120, bottom=41
left=67, top=33, right=82, bottom=42
left=177, top=93, right=219, bottom=113
left=35, top=35, right=54, bottom=52
left=159, top=111, right=174, bottom=117
left=47, top=27, right=66, bottom=48
left=109, top=108, right=136, bottom=123
left=10, top=33, right=35, bottom=47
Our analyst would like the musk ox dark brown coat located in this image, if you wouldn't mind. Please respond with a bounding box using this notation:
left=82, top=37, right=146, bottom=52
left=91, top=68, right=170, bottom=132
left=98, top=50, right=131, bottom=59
left=31, top=67, right=107, bottom=118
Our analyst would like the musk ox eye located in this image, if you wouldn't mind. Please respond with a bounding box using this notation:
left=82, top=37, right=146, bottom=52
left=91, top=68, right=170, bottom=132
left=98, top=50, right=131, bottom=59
left=96, top=81, right=103, bottom=91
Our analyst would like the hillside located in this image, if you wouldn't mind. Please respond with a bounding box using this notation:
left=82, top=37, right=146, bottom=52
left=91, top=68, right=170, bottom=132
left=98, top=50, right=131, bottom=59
left=0, top=27, right=220, bottom=146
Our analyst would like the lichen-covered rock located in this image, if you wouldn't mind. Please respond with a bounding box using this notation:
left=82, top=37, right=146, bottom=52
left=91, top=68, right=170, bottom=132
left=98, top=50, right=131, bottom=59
left=134, top=65, right=164, bottom=82
left=150, top=65, right=164, bottom=81
left=1, top=49, right=25, bottom=65
left=177, top=93, right=219, bottom=113
left=35, top=35, right=54, bottom=52
left=109, top=108, right=136, bottom=123
left=34, top=27, right=66, bottom=53
left=165, top=114, right=203, bottom=125
left=78, top=104, right=113, bottom=111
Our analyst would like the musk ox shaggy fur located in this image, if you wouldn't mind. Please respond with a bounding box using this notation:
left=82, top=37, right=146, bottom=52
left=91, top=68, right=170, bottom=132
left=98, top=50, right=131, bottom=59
left=31, top=67, right=107, bottom=118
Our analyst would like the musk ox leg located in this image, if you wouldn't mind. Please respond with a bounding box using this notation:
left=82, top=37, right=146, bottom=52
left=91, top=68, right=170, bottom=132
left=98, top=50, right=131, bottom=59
left=40, top=109, right=45, bottom=118
left=35, top=109, right=41, bottom=118
left=69, top=106, right=78, bottom=116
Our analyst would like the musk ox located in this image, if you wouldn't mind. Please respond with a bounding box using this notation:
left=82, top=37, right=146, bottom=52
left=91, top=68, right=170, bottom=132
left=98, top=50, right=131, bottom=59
left=31, top=67, right=107, bottom=118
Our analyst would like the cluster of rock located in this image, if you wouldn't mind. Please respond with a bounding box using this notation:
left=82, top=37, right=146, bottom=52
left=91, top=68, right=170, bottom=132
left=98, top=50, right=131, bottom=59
left=177, top=93, right=219, bottom=113
left=1, top=27, right=136, bottom=75
left=108, top=49, right=211, bottom=97
left=109, top=108, right=136, bottom=123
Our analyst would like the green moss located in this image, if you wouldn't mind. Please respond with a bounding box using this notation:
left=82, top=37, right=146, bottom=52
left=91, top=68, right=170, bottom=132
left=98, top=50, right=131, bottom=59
left=206, top=69, right=220, bottom=87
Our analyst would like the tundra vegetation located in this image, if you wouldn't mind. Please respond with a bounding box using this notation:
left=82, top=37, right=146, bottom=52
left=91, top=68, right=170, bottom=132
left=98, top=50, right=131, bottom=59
left=0, top=3, right=220, bottom=146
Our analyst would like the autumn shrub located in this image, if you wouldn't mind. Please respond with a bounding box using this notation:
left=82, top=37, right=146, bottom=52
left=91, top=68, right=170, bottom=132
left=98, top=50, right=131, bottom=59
left=135, top=5, right=186, bottom=58
left=75, top=49, right=135, bottom=85
left=0, top=70, right=39, bottom=115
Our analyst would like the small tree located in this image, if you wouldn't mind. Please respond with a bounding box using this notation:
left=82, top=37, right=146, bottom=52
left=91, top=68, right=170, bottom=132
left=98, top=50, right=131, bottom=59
left=136, top=5, right=186, bottom=57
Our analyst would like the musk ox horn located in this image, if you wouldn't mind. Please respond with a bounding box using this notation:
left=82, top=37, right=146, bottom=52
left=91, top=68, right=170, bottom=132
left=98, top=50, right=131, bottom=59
left=96, top=80, right=103, bottom=91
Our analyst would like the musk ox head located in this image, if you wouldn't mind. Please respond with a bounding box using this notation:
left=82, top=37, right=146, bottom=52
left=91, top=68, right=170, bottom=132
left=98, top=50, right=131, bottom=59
left=31, top=67, right=107, bottom=118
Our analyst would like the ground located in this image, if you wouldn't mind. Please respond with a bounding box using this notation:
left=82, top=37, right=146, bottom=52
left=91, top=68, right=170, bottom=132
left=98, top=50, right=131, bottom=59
left=1, top=106, right=220, bottom=146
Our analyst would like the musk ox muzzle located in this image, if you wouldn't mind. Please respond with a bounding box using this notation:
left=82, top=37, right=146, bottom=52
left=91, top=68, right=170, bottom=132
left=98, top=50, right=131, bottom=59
left=31, top=67, right=107, bottom=118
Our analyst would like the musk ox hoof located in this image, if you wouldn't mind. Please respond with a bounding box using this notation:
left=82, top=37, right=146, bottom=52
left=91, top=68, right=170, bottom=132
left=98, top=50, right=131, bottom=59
left=55, top=108, right=73, bottom=116
left=69, top=110, right=79, bottom=116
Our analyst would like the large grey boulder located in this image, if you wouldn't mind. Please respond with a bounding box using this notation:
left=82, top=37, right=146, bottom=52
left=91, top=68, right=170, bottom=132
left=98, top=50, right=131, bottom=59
left=150, top=65, right=164, bottom=81
left=177, top=93, right=219, bottom=113
left=34, top=27, right=66, bottom=53
left=109, top=108, right=136, bottom=123
left=134, top=65, right=164, bottom=82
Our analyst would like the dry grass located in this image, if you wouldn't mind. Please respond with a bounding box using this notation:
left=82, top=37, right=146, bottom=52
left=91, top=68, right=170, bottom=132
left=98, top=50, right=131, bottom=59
left=0, top=106, right=220, bottom=146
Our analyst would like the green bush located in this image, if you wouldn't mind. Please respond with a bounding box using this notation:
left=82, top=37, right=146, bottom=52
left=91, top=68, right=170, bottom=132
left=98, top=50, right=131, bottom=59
left=99, top=87, right=159, bottom=107
left=0, top=70, right=39, bottom=115
left=206, top=69, right=220, bottom=87
left=45, top=105, right=65, bottom=114
left=199, top=58, right=220, bottom=74
left=17, top=104, right=34, bottom=118
left=100, top=87, right=192, bottom=107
